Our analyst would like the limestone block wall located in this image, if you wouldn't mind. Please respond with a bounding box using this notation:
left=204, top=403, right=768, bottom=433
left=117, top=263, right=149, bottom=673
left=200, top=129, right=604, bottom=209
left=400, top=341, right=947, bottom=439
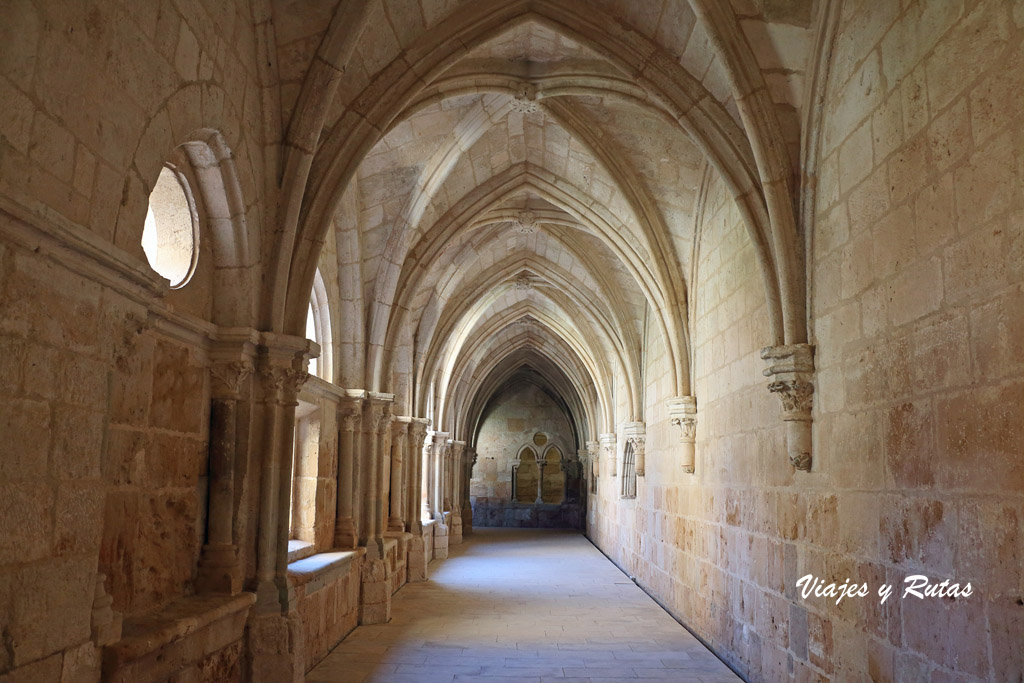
left=588, top=1, right=1024, bottom=680
left=805, top=0, right=1024, bottom=679
left=289, top=553, right=361, bottom=674
left=292, top=387, right=341, bottom=553
left=469, top=381, right=577, bottom=527
left=0, top=1, right=268, bottom=679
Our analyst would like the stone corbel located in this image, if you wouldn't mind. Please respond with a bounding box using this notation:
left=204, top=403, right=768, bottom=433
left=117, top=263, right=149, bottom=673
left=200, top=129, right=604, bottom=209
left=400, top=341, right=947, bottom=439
left=623, top=422, right=646, bottom=477
left=667, top=396, right=697, bottom=474
left=761, top=344, right=815, bottom=471
left=599, top=433, right=617, bottom=477
left=586, top=441, right=599, bottom=480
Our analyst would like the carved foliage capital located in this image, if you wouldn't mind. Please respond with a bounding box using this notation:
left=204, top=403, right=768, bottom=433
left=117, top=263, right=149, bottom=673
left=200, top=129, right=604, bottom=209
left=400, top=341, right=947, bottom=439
left=210, top=360, right=254, bottom=399
left=408, top=421, right=429, bottom=444
left=339, top=401, right=362, bottom=432
left=258, top=364, right=309, bottom=404
left=768, top=379, right=814, bottom=418
left=670, top=415, right=697, bottom=441
left=625, top=435, right=646, bottom=457
left=369, top=403, right=389, bottom=432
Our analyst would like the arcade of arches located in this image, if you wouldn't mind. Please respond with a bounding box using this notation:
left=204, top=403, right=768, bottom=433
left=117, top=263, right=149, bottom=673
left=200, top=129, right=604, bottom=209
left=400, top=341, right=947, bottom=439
left=0, top=1, right=1021, bottom=682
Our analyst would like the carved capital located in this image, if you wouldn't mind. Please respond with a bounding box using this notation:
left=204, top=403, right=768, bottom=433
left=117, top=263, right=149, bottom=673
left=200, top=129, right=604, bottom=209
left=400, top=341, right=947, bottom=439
left=670, top=416, right=697, bottom=440
left=366, top=401, right=390, bottom=433
left=258, top=364, right=309, bottom=405
left=340, top=406, right=362, bottom=433
left=210, top=360, right=254, bottom=399
left=789, top=452, right=812, bottom=471
left=768, top=379, right=814, bottom=417
left=599, top=433, right=617, bottom=476
left=762, top=344, right=815, bottom=472
left=408, top=419, right=430, bottom=445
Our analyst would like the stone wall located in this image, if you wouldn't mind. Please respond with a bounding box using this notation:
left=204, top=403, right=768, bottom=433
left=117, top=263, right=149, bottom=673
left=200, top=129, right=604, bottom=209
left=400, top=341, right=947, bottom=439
left=587, top=1, right=1024, bottom=681
left=469, top=380, right=579, bottom=528
left=0, top=2, right=269, bottom=679
left=473, top=501, right=583, bottom=529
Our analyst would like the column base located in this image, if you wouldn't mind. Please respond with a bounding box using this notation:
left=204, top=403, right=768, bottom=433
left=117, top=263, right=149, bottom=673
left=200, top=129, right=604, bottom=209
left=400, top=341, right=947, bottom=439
left=433, top=522, right=449, bottom=559
left=246, top=610, right=304, bottom=683
left=449, top=512, right=463, bottom=545
left=358, top=557, right=392, bottom=624
left=386, top=517, right=405, bottom=532
left=196, top=543, right=244, bottom=595
left=333, top=518, right=358, bottom=549
left=407, top=534, right=428, bottom=582
left=460, top=501, right=473, bottom=535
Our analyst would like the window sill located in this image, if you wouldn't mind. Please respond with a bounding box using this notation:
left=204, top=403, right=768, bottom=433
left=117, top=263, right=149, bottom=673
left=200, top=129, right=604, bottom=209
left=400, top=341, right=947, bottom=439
left=288, top=549, right=363, bottom=592
left=287, top=539, right=315, bottom=563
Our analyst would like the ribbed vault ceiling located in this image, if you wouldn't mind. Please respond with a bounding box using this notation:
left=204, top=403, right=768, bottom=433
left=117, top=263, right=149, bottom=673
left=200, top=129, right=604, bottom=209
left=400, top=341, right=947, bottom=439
left=282, top=2, right=816, bottom=446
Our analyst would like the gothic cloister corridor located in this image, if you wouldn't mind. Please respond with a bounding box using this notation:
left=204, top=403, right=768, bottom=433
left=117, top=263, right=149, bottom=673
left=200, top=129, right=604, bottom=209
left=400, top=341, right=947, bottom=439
left=307, top=529, right=739, bottom=683
left=1, top=0, right=1022, bottom=681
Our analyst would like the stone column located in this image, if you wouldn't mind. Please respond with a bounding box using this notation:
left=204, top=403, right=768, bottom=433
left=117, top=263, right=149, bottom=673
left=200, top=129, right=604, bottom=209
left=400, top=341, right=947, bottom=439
left=359, top=395, right=393, bottom=625
left=421, top=433, right=432, bottom=521
left=360, top=397, right=391, bottom=559
left=405, top=419, right=428, bottom=535
left=387, top=420, right=408, bottom=532
left=253, top=341, right=311, bottom=613
left=599, top=433, right=617, bottom=478
left=668, top=396, right=698, bottom=474
left=430, top=433, right=449, bottom=519
left=441, top=441, right=453, bottom=513
left=430, top=432, right=450, bottom=559
left=562, top=456, right=572, bottom=502
left=535, top=461, right=546, bottom=504
left=460, top=447, right=475, bottom=536
left=449, top=440, right=465, bottom=544
left=197, top=354, right=253, bottom=594
left=333, top=396, right=362, bottom=549
left=248, top=334, right=312, bottom=683
left=587, top=441, right=599, bottom=492
left=761, top=344, right=815, bottom=471
left=624, top=422, right=646, bottom=477
left=406, top=419, right=430, bottom=582
left=577, top=449, right=589, bottom=500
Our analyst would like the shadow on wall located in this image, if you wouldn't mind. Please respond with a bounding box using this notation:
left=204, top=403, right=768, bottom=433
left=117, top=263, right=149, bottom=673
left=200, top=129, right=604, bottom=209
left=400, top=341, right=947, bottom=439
left=471, top=500, right=584, bottom=529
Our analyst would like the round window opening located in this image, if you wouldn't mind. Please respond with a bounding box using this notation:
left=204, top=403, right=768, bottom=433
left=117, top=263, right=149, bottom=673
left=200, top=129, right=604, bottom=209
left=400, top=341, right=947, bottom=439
left=142, top=165, right=198, bottom=288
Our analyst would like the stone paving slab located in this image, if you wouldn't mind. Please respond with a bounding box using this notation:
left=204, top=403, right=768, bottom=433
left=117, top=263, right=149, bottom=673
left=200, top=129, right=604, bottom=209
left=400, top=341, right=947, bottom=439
left=307, top=529, right=740, bottom=682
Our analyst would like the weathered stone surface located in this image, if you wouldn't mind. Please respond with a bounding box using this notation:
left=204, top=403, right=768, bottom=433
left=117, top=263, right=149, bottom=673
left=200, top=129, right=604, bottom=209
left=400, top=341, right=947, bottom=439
left=0, top=1, right=1021, bottom=681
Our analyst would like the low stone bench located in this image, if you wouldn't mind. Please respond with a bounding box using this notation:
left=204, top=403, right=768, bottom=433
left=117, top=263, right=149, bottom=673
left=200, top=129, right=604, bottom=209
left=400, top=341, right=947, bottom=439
left=102, top=592, right=256, bottom=683
left=288, top=549, right=363, bottom=672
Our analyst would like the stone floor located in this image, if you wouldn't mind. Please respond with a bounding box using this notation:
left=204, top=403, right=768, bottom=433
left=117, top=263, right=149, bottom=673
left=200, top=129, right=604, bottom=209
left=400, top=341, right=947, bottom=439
left=307, top=528, right=740, bottom=682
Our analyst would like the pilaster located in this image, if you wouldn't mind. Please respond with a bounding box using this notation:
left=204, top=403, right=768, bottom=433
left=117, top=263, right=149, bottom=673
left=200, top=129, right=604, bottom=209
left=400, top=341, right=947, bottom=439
left=197, top=339, right=255, bottom=595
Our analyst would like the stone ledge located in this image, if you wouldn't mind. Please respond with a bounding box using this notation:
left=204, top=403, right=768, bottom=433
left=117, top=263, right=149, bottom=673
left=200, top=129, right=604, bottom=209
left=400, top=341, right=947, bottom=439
left=286, top=539, right=316, bottom=563
left=103, top=593, right=255, bottom=683
left=288, top=549, right=363, bottom=594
